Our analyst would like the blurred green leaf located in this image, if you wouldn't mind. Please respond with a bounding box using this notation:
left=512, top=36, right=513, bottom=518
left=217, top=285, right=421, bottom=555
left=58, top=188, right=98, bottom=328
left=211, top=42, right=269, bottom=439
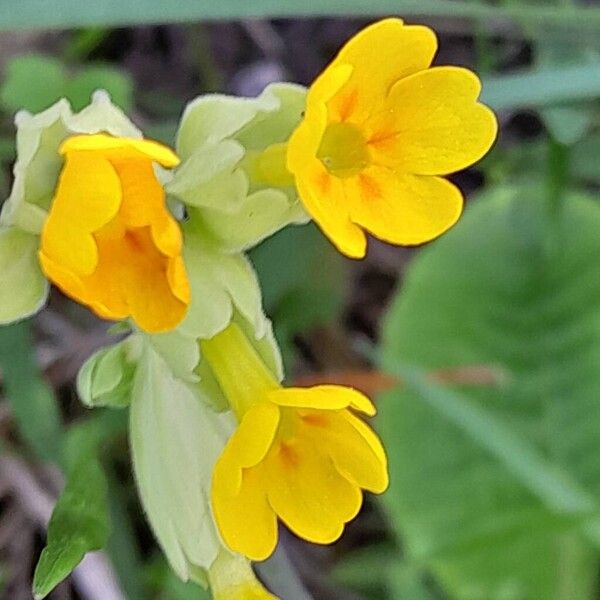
left=534, top=25, right=598, bottom=145
left=1, top=0, right=600, bottom=30
left=0, top=54, right=133, bottom=116
left=66, top=65, right=134, bottom=111
left=250, top=223, right=346, bottom=369
left=379, top=186, right=600, bottom=599
left=33, top=412, right=125, bottom=599
left=0, top=321, right=62, bottom=461
left=332, top=545, right=394, bottom=597
left=482, top=63, right=600, bottom=111
left=0, top=55, right=67, bottom=114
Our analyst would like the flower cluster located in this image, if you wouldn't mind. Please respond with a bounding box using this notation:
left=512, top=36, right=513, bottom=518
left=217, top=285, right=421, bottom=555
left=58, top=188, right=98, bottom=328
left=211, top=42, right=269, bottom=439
left=0, top=18, right=496, bottom=599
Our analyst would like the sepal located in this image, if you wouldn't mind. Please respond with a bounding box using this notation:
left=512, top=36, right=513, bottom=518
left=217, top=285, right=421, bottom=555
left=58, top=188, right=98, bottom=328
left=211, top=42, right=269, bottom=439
left=0, top=226, right=49, bottom=323
left=76, top=335, right=141, bottom=408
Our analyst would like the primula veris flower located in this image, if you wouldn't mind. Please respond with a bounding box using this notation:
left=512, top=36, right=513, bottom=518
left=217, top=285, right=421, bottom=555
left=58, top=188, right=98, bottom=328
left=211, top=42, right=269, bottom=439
left=201, top=323, right=388, bottom=561
left=287, top=18, right=497, bottom=258
left=39, top=133, right=190, bottom=333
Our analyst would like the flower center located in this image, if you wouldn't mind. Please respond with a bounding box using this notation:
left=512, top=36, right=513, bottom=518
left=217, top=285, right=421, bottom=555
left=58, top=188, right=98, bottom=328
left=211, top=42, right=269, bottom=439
left=317, top=122, right=370, bottom=178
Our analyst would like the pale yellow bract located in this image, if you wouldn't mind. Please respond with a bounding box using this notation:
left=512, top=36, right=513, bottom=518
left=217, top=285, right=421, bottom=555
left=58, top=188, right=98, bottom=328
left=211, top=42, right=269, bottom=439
left=287, top=18, right=498, bottom=258
left=39, top=133, right=190, bottom=333
left=201, top=324, right=389, bottom=561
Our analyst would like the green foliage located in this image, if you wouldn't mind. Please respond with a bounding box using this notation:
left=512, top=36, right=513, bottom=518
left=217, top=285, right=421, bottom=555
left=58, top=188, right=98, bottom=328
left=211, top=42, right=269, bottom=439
left=1, top=0, right=599, bottom=30
left=0, top=54, right=133, bottom=115
left=250, top=223, right=347, bottom=370
left=32, top=413, right=124, bottom=599
left=379, top=186, right=600, bottom=599
left=0, top=321, right=61, bottom=461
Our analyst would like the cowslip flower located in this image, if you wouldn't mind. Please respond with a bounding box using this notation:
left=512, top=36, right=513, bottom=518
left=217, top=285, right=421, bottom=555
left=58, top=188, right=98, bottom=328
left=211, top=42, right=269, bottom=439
left=39, top=134, right=189, bottom=333
left=0, top=93, right=190, bottom=333
left=287, top=18, right=497, bottom=258
left=201, top=323, right=388, bottom=561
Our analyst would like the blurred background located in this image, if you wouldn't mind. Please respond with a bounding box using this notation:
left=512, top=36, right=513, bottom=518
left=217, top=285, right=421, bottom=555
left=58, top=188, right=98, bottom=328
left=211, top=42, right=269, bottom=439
left=0, top=1, right=599, bottom=599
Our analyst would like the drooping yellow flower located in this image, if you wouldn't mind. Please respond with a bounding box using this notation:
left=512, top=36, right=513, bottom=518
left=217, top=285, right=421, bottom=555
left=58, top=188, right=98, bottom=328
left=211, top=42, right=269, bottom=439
left=39, top=134, right=190, bottom=333
left=201, top=324, right=388, bottom=561
left=287, top=18, right=497, bottom=258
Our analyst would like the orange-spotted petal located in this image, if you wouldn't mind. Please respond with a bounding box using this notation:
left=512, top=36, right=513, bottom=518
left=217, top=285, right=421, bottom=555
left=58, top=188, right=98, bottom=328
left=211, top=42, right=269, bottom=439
left=344, top=166, right=463, bottom=246
left=327, top=18, right=438, bottom=124
left=366, top=66, right=497, bottom=175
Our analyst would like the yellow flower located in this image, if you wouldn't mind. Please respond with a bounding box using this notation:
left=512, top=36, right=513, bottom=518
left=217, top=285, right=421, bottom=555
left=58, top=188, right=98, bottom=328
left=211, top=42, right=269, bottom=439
left=39, top=133, right=190, bottom=333
left=201, top=324, right=388, bottom=561
left=287, top=18, right=497, bottom=258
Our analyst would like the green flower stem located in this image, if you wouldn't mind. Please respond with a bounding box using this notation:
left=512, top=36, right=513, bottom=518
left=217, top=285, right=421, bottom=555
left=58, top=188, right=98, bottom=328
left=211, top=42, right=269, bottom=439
left=547, top=137, right=570, bottom=218
left=200, top=323, right=279, bottom=420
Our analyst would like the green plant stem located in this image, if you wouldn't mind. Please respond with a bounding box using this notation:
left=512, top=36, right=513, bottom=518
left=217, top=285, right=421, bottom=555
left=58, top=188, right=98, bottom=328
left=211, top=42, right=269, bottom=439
left=547, top=138, right=570, bottom=217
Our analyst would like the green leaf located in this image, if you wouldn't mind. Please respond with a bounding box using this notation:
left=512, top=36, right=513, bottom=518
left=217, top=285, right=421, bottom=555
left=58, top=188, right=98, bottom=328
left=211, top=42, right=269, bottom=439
left=0, top=55, right=67, bottom=114
left=0, top=320, right=61, bottom=461
left=33, top=411, right=125, bottom=599
left=1, top=1, right=600, bottom=31
left=33, top=458, right=109, bottom=599
left=379, top=186, right=600, bottom=599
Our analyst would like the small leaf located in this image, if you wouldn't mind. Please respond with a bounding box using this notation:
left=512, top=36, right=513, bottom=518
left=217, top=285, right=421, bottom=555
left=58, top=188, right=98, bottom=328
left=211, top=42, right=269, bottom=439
left=33, top=456, right=109, bottom=599
left=33, top=412, right=124, bottom=599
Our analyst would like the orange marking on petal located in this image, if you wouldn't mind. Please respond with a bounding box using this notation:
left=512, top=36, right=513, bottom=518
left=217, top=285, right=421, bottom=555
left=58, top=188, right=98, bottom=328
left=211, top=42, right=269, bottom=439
left=278, top=443, right=300, bottom=469
left=358, top=173, right=381, bottom=200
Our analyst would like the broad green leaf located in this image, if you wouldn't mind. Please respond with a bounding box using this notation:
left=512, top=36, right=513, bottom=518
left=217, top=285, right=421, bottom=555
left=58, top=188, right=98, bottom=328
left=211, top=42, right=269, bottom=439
left=0, top=320, right=61, bottom=461
left=379, top=186, right=600, bottom=599
left=0, top=55, right=67, bottom=114
left=0, top=227, right=48, bottom=324
left=1, top=1, right=600, bottom=31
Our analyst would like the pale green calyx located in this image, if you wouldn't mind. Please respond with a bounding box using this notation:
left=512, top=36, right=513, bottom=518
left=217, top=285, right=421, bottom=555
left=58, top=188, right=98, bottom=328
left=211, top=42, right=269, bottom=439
left=1, top=90, right=140, bottom=233
left=168, top=83, right=310, bottom=253
left=0, top=91, right=142, bottom=325
left=0, top=227, right=48, bottom=324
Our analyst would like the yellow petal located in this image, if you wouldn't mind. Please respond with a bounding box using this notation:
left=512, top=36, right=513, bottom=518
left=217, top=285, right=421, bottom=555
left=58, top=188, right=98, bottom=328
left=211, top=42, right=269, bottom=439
left=269, top=385, right=375, bottom=415
left=224, top=402, right=281, bottom=479
left=345, top=166, right=463, bottom=246
left=112, top=159, right=183, bottom=257
left=264, top=436, right=362, bottom=544
left=212, top=464, right=278, bottom=561
left=307, top=410, right=388, bottom=494
left=61, top=133, right=180, bottom=167
left=291, top=160, right=366, bottom=258
left=82, top=223, right=188, bottom=332
left=327, top=19, right=438, bottom=123
left=366, top=66, right=497, bottom=175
